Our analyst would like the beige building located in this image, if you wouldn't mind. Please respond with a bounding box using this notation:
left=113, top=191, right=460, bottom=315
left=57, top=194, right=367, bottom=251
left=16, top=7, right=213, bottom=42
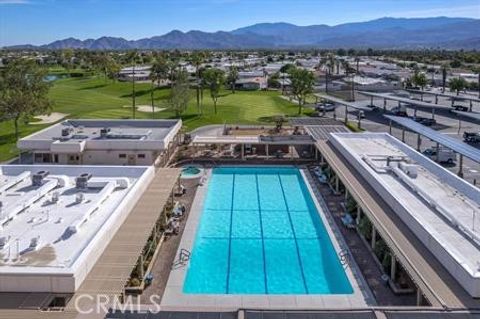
left=17, top=119, right=182, bottom=166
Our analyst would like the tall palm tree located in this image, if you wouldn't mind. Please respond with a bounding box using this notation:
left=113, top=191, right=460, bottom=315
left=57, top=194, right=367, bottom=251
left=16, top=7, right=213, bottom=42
left=471, top=66, right=480, bottom=98
left=127, top=50, right=139, bottom=119
left=441, top=64, right=448, bottom=93
left=149, top=56, right=170, bottom=117
left=191, top=52, right=204, bottom=113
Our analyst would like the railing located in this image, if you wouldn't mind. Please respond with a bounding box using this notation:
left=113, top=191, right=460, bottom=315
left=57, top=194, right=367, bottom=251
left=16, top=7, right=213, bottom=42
left=339, top=249, right=350, bottom=269
left=172, top=248, right=191, bottom=269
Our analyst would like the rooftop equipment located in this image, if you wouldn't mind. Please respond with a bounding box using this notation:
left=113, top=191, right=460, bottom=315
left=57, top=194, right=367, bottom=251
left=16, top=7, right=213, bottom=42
left=75, top=173, right=92, bottom=189
left=100, top=127, right=111, bottom=138
left=61, top=127, right=72, bottom=137
left=75, top=193, right=84, bottom=204
left=29, top=237, right=39, bottom=250
left=32, top=171, right=49, bottom=186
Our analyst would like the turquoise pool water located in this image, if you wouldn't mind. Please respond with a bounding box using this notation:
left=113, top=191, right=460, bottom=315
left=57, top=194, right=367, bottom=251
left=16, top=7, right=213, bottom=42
left=183, top=167, right=353, bottom=295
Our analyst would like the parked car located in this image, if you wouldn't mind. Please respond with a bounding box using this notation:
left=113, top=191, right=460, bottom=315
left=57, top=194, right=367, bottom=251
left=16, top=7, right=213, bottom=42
left=391, top=105, right=408, bottom=117
left=463, top=132, right=480, bottom=143
left=450, top=105, right=469, bottom=112
left=355, top=110, right=365, bottom=119
left=413, top=117, right=436, bottom=126
left=365, top=104, right=378, bottom=110
left=423, top=147, right=456, bottom=164
left=315, top=102, right=336, bottom=112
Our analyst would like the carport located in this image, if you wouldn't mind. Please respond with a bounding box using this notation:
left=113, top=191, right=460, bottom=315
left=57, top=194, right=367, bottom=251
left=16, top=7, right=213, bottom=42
left=385, top=115, right=480, bottom=177
left=315, top=93, right=373, bottom=129
left=407, top=89, right=480, bottom=111
left=358, top=91, right=452, bottom=119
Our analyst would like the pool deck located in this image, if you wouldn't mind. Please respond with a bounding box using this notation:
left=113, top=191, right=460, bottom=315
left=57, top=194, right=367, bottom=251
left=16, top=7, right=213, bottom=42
left=160, top=166, right=373, bottom=311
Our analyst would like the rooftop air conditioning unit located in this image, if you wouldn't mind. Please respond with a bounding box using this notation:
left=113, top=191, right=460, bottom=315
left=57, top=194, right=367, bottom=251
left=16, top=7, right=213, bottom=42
left=0, top=236, right=9, bottom=249
left=29, top=237, right=40, bottom=250
left=32, top=170, right=49, bottom=186
left=75, top=173, right=92, bottom=189
left=61, top=127, right=72, bottom=137
left=75, top=192, right=84, bottom=204
left=100, top=127, right=111, bottom=138
left=51, top=192, right=59, bottom=203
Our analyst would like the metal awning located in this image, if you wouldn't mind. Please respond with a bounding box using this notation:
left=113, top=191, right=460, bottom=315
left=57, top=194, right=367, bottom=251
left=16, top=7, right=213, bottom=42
left=385, top=115, right=480, bottom=163
left=451, top=110, right=480, bottom=122
left=359, top=91, right=452, bottom=110
left=407, top=89, right=480, bottom=103
left=192, top=135, right=314, bottom=145
left=314, top=93, right=373, bottom=111
left=305, top=126, right=350, bottom=141
left=289, top=117, right=344, bottom=126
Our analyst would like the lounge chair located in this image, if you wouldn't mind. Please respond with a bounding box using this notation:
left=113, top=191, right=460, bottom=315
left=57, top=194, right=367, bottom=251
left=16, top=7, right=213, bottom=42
left=317, top=174, right=327, bottom=184
left=341, top=213, right=356, bottom=229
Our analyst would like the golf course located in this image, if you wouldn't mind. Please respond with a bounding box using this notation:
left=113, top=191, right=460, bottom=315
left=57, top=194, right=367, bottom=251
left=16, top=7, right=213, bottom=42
left=0, top=75, right=308, bottom=162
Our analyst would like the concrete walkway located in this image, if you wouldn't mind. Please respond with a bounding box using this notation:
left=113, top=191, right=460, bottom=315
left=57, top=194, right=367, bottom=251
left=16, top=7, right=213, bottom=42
left=141, top=178, right=200, bottom=304
left=312, top=175, right=416, bottom=306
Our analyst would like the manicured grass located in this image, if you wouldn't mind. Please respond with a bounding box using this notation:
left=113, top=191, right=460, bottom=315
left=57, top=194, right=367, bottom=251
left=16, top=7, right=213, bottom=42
left=0, top=75, right=309, bottom=162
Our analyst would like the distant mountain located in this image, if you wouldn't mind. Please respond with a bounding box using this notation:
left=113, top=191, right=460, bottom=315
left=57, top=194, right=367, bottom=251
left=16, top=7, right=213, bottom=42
left=6, top=17, right=480, bottom=50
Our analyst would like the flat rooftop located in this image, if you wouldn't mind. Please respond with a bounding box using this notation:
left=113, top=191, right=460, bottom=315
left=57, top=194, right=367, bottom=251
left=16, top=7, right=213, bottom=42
left=0, top=165, right=154, bottom=292
left=329, top=133, right=480, bottom=298
left=21, top=119, right=181, bottom=142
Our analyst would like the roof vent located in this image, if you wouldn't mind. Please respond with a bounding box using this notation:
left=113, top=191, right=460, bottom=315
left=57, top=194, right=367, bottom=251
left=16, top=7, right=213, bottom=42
left=75, top=192, right=84, bottom=204
left=75, top=173, right=92, bottom=189
left=398, top=162, right=418, bottom=178
left=0, top=236, right=9, bottom=249
left=51, top=191, right=59, bottom=203
left=29, top=237, right=40, bottom=250
left=100, top=127, right=111, bottom=138
left=32, top=171, right=49, bottom=186
left=61, top=127, right=72, bottom=137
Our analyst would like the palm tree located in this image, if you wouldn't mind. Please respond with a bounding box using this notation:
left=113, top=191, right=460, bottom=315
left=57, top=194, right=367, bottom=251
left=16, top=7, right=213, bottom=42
left=149, top=56, right=170, bottom=117
left=191, top=52, right=204, bottom=113
left=471, top=66, right=480, bottom=98
left=441, top=64, right=449, bottom=93
left=227, top=65, right=239, bottom=94
left=127, top=50, right=139, bottom=119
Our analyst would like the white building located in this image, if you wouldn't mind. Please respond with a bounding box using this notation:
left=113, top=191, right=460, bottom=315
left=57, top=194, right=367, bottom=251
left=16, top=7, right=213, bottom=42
left=0, top=164, right=154, bottom=293
left=118, top=65, right=151, bottom=82
left=17, top=119, right=182, bottom=166
left=330, top=132, right=480, bottom=298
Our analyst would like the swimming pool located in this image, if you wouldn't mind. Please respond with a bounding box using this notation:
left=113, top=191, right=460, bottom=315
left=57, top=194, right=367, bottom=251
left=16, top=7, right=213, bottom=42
left=183, top=166, right=353, bottom=295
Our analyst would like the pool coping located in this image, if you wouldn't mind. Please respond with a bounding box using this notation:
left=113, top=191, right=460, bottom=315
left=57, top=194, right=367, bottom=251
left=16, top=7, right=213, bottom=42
left=160, top=165, right=373, bottom=311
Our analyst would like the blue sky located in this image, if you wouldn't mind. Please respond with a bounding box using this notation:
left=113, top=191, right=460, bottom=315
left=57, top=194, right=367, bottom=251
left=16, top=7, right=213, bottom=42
left=1, top=0, right=479, bottom=46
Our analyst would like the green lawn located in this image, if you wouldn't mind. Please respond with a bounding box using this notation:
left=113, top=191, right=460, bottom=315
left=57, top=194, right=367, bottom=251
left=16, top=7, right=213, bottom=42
left=0, top=76, right=309, bottom=162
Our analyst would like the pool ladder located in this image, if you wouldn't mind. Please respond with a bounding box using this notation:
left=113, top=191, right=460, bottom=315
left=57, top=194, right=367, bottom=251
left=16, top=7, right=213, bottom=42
left=339, top=249, right=350, bottom=269
left=172, top=249, right=191, bottom=269
left=179, top=248, right=191, bottom=263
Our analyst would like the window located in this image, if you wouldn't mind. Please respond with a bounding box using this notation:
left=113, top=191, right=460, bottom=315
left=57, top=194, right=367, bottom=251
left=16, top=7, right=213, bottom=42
left=119, top=154, right=127, bottom=159
left=137, top=154, right=146, bottom=159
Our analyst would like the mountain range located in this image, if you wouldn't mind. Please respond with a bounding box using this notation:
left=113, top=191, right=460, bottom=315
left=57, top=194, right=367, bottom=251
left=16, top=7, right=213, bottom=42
left=6, top=17, right=480, bottom=50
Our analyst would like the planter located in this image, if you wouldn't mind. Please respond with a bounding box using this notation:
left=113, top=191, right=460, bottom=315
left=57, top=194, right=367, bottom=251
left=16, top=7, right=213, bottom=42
left=125, top=234, right=166, bottom=294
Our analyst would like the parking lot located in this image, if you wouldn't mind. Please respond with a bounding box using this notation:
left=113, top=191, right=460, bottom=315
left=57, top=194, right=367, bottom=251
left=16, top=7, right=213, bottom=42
left=322, top=92, right=480, bottom=186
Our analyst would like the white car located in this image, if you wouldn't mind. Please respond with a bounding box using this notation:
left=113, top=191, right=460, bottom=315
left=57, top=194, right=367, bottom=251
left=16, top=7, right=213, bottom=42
left=315, top=102, right=336, bottom=112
